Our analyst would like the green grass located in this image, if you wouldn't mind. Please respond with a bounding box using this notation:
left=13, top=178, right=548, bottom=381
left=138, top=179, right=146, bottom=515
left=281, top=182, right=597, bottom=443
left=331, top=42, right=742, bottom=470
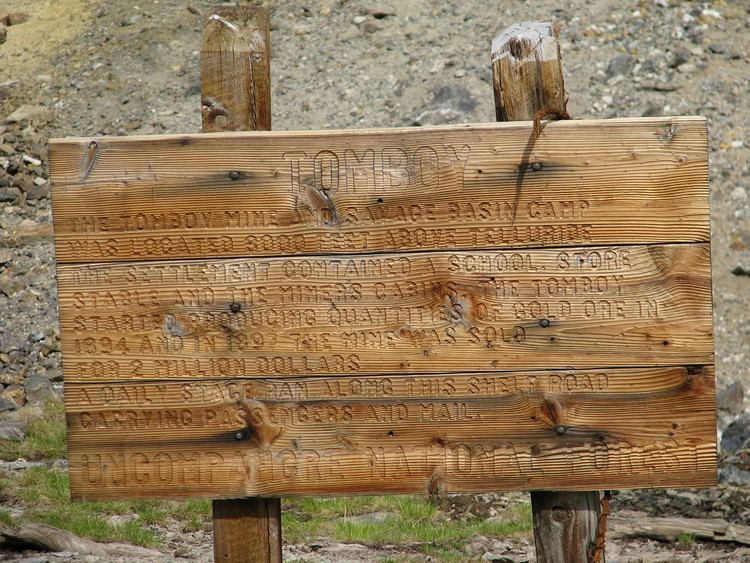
left=5, top=466, right=213, bottom=547
left=10, top=466, right=159, bottom=546
left=0, top=400, right=66, bottom=461
left=0, top=507, right=14, bottom=526
left=283, top=495, right=532, bottom=553
left=677, top=532, right=696, bottom=546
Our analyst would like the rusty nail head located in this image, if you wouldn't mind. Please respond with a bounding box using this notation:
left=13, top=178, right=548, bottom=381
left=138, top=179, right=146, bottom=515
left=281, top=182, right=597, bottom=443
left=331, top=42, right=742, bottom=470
left=230, top=302, right=241, bottom=313
left=229, top=170, right=241, bottom=180
left=539, top=318, right=550, bottom=328
left=555, top=425, right=567, bottom=435
left=531, top=162, right=543, bottom=171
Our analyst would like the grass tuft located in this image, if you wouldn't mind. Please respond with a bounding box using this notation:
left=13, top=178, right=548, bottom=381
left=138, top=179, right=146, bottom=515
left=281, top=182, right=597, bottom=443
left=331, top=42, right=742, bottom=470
left=677, top=532, right=696, bottom=546
left=0, top=508, right=14, bottom=526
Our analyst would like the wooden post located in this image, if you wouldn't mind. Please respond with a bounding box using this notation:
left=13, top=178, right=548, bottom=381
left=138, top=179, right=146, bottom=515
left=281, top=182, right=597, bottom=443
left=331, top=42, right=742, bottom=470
left=201, top=6, right=282, bottom=563
left=201, top=6, right=271, bottom=132
left=212, top=498, right=282, bottom=563
left=491, top=21, right=566, bottom=122
left=491, top=22, right=602, bottom=563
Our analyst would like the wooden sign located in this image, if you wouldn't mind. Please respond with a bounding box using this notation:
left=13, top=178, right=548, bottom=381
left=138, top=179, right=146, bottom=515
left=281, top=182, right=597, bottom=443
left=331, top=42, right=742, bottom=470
left=48, top=117, right=716, bottom=501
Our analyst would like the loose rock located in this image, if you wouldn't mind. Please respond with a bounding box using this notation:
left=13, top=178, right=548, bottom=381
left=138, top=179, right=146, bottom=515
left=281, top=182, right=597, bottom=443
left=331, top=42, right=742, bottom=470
left=0, top=418, right=26, bottom=440
left=606, top=53, right=633, bottom=77
left=2, top=105, right=48, bottom=125
left=717, top=381, right=745, bottom=414
left=721, top=415, right=750, bottom=454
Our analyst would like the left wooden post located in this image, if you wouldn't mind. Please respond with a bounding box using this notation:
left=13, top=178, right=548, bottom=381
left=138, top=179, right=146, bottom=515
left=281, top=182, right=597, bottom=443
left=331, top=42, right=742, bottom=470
left=200, top=7, right=281, bottom=563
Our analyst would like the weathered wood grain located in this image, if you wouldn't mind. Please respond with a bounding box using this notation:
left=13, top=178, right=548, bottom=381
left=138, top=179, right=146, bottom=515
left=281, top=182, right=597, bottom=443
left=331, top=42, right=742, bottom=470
left=491, top=22, right=567, bottom=122
left=56, top=243, right=712, bottom=381
left=531, top=491, right=600, bottom=563
left=48, top=117, right=708, bottom=263
left=62, top=366, right=716, bottom=500
left=212, top=498, right=281, bottom=563
left=201, top=6, right=271, bottom=133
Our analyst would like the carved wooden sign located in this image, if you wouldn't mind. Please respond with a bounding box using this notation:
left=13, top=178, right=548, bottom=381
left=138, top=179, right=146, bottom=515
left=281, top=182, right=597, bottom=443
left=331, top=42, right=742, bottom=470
left=49, top=117, right=716, bottom=500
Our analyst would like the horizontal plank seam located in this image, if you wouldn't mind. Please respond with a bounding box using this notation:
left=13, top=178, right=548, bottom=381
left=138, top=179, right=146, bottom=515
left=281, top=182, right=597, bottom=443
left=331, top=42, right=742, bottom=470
left=62, top=363, right=714, bottom=386
left=54, top=239, right=710, bottom=268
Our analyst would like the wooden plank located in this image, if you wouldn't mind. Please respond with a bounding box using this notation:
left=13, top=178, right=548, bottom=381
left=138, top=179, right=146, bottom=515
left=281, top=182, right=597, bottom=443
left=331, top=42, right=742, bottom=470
left=62, top=366, right=716, bottom=500
left=56, top=243, right=712, bottom=381
left=48, top=117, right=708, bottom=263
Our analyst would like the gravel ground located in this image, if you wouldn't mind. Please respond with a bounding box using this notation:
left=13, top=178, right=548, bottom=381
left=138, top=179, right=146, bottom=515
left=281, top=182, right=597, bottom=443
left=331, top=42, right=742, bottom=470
left=1, top=0, right=749, bottom=561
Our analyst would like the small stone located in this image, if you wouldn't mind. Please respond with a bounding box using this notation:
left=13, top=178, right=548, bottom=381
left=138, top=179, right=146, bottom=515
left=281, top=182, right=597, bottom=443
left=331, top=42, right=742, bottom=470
left=482, top=554, right=518, bottom=562
left=362, top=21, right=381, bottom=33
left=669, top=47, right=691, bottom=68
left=719, top=465, right=750, bottom=486
left=641, top=100, right=663, bottom=117
left=606, top=53, right=633, bottom=77
left=25, top=180, right=48, bottom=200
left=0, top=418, right=25, bottom=441
left=293, top=25, right=310, bottom=36
left=3, top=105, right=48, bottom=125
left=3, top=12, right=30, bottom=26
left=21, top=154, right=42, bottom=166
left=0, top=370, right=22, bottom=386
left=721, top=415, right=750, bottom=454
left=717, top=381, right=745, bottom=414
left=454, top=69, right=466, bottom=78
left=11, top=174, right=33, bottom=193
left=464, top=535, right=490, bottom=556
left=353, top=15, right=367, bottom=24
left=0, top=186, right=19, bottom=203
left=731, top=187, right=748, bottom=201
left=708, top=43, right=727, bottom=54
left=0, top=396, right=16, bottom=412
left=0, top=384, right=23, bottom=408
left=319, top=543, right=368, bottom=554
left=731, top=140, right=744, bottom=149
left=24, top=374, right=57, bottom=404
left=677, top=63, right=696, bottom=74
